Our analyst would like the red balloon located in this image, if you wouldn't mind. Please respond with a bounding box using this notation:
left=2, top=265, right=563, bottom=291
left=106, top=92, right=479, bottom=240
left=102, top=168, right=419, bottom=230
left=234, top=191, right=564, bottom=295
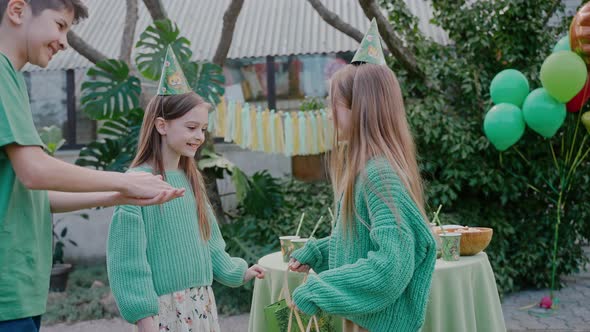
left=570, top=3, right=590, bottom=65
left=567, top=78, right=590, bottom=112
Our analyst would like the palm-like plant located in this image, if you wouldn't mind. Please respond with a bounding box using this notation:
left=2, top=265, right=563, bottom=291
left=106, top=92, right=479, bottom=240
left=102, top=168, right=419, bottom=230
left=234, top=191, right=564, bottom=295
left=76, top=19, right=248, bottom=201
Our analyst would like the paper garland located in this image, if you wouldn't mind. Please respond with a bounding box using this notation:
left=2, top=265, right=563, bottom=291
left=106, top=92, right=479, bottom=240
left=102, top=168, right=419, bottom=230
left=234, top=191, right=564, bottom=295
left=211, top=98, right=334, bottom=156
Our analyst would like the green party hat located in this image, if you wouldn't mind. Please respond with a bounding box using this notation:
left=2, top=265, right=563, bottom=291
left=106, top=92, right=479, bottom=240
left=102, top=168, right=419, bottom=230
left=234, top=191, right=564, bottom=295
left=351, top=18, right=386, bottom=65
left=157, top=45, right=192, bottom=95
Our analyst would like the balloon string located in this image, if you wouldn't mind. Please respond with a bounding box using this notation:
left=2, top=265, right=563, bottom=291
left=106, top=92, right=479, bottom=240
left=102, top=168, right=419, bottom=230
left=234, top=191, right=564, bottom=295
left=565, top=110, right=582, bottom=166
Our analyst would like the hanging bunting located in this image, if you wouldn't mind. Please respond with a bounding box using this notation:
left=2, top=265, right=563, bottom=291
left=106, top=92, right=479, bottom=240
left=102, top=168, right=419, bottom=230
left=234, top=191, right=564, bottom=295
left=262, top=109, right=271, bottom=153
left=292, top=112, right=300, bottom=155
left=310, top=112, right=319, bottom=155
left=276, top=110, right=285, bottom=153
left=315, top=111, right=324, bottom=152
left=234, top=102, right=242, bottom=145
left=224, top=101, right=235, bottom=143
left=207, top=99, right=334, bottom=156
left=284, top=111, right=294, bottom=156
left=249, top=107, right=258, bottom=150
left=269, top=110, right=277, bottom=153
left=241, top=103, right=250, bottom=149
left=256, top=106, right=264, bottom=151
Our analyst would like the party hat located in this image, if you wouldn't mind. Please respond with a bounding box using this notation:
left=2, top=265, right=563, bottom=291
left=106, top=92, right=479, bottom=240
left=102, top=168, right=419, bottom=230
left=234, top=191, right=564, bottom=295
left=157, top=45, right=192, bottom=95
left=351, top=18, right=386, bottom=65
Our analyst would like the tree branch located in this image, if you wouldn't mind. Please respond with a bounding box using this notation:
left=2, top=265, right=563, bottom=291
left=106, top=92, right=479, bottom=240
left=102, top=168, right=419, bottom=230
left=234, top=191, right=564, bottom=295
left=142, top=0, right=167, bottom=21
left=67, top=31, right=107, bottom=64
left=212, top=0, right=245, bottom=66
left=119, top=0, right=138, bottom=65
left=307, top=0, right=364, bottom=43
left=357, top=0, right=425, bottom=80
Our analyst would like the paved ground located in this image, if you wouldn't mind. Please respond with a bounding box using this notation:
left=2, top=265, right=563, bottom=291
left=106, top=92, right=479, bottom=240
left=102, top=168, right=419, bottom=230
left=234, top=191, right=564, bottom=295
left=43, top=248, right=590, bottom=332
left=501, top=246, right=590, bottom=332
left=42, top=314, right=250, bottom=332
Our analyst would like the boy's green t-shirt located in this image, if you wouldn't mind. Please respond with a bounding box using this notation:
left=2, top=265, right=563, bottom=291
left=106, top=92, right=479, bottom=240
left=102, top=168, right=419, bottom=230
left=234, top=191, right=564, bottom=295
left=0, top=52, right=52, bottom=321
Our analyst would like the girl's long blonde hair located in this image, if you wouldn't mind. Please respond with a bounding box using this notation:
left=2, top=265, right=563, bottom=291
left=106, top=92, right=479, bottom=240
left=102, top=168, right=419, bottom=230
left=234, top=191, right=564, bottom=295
left=131, top=92, right=212, bottom=240
left=329, top=63, right=427, bottom=231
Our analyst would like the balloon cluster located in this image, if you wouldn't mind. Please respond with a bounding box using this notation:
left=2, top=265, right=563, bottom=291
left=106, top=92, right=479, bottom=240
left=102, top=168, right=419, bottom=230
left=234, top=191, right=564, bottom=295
left=484, top=3, right=590, bottom=151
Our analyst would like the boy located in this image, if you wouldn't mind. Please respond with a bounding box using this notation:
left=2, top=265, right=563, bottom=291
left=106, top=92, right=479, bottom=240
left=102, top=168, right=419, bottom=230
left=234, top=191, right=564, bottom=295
left=0, top=1, right=185, bottom=330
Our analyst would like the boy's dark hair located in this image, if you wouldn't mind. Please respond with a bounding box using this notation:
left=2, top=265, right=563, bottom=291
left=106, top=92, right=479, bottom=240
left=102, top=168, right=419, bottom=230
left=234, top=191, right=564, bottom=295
left=0, top=0, right=88, bottom=24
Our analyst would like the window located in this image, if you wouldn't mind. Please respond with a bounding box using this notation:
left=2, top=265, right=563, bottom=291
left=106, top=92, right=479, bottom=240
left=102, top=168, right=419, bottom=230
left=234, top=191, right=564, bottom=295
left=25, top=68, right=97, bottom=150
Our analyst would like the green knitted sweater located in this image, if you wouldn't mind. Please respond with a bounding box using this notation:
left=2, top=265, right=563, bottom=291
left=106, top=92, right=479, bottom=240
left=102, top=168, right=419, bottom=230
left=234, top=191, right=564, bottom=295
left=106, top=168, right=248, bottom=323
left=291, top=158, right=436, bottom=332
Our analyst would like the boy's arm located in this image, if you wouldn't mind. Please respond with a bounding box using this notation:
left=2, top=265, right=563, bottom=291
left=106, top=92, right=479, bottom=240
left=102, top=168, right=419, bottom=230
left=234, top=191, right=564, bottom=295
left=6, top=144, right=182, bottom=199
left=48, top=190, right=183, bottom=213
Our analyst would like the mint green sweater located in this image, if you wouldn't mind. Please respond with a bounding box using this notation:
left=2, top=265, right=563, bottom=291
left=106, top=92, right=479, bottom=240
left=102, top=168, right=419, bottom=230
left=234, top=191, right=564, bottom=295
left=106, top=168, right=248, bottom=323
left=291, top=159, right=436, bottom=332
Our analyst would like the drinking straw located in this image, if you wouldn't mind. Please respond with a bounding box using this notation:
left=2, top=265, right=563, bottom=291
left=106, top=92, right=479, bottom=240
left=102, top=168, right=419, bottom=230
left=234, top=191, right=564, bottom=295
left=433, top=204, right=445, bottom=235
left=328, top=207, right=335, bottom=231
left=309, top=216, right=324, bottom=238
left=295, top=212, right=305, bottom=237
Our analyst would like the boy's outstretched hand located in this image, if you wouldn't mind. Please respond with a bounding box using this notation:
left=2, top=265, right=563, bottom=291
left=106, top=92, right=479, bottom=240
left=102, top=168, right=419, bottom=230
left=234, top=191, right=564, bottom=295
left=244, top=264, right=266, bottom=282
left=113, top=188, right=186, bottom=206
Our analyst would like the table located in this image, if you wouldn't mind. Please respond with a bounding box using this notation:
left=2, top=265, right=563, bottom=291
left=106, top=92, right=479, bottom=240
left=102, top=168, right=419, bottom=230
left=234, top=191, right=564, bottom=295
left=248, top=251, right=506, bottom=332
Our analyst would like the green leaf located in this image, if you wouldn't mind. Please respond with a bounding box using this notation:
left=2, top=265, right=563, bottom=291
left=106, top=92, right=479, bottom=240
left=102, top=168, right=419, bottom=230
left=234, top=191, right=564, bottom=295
left=198, top=148, right=251, bottom=203
left=197, top=150, right=233, bottom=170
left=81, top=59, right=141, bottom=120
left=231, top=167, right=250, bottom=202
left=135, top=19, right=192, bottom=81
left=231, top=237, right=260, bottom=263
left=241, top=171, right=283, bottom=218
left=98, top=108, right=144, bottom=150
left=39, top=126, right=65, bottom=155
left=61, top=227, right=67, bottom=238
left=184, top=61, right=225, bottom=106
left=75, top=138, right=134, bottom=172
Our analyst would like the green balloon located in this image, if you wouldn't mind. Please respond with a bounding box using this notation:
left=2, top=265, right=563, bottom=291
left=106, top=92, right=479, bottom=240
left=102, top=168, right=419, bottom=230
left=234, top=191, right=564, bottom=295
left=540, top=51, right=588, bottom=103
left=490, top=69, right=530, bottom=107
left=484, top=103, right=526, bottom=151
left=522, top=88, right=566, bottom=138
left=552, top=35, right=571, bottom=53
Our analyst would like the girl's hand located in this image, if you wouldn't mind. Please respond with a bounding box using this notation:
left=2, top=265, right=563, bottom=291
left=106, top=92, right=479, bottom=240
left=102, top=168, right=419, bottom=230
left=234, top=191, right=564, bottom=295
left=288, top=258, right=310, bottom=273
left=244, top=264, right=266, bottom=282
left=122, top=172, right=184, bottom=199
left=136, top=316, right=158, bottom=332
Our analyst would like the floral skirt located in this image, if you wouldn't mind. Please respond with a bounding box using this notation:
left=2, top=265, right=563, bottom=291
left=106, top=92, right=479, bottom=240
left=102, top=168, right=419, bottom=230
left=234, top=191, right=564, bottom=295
left=134, top=286, right=221, bottom=332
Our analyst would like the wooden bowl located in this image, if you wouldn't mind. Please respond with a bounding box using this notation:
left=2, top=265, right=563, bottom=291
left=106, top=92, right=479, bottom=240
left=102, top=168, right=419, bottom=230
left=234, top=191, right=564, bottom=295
left=435, top=227, right=493, bottom=256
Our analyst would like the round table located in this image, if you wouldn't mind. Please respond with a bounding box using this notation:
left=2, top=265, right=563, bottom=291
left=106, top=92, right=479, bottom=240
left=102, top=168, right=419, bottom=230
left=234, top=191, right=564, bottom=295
left=248, top=251, right=506, bottom=332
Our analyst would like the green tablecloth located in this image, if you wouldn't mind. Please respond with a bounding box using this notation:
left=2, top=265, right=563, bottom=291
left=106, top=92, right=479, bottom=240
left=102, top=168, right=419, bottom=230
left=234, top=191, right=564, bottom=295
left=248, top=251, right=506, bottom=332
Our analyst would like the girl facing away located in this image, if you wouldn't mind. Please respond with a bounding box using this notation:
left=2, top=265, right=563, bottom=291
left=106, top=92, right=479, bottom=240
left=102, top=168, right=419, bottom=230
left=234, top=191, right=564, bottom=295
left=107, top=47, right=265, bottom=332
left=288, top=20, right=436, bottom=332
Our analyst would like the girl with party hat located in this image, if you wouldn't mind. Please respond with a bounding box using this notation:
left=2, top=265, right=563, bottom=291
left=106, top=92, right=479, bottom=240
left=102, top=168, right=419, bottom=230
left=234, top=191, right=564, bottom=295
left=288, top=19, right=436, bottom=332
left=106, top=46, right=265, bottom=332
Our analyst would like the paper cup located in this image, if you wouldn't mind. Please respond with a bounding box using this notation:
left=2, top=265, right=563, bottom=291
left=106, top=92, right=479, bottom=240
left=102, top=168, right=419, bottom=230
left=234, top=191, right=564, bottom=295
left=440, top=233, right=461, bottom=261
left=279, top=236, right=300, bottom=262
left=291, top=238, right=309, bottom=251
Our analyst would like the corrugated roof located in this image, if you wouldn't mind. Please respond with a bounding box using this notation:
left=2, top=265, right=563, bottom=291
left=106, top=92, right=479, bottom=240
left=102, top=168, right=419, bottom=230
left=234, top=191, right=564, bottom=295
left=23, top=0, right=449, bottom=72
